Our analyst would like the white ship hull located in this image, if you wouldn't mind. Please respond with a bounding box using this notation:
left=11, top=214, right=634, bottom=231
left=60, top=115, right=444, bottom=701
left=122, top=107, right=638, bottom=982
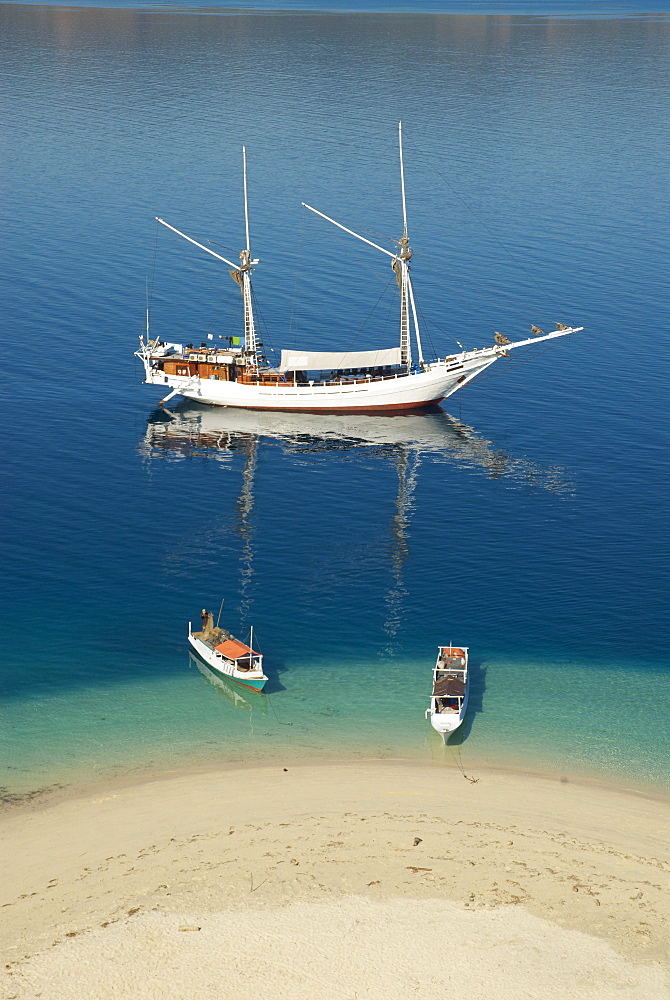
left=144, top=352, right=499, bottom=413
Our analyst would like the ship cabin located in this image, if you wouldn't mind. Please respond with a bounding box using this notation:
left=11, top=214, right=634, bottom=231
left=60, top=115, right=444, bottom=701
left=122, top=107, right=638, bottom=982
left=213, top=638, right=261, bottom=674
left=146, top=341, right=470, bottom=390
left=146, top=340, right=413, bottom=388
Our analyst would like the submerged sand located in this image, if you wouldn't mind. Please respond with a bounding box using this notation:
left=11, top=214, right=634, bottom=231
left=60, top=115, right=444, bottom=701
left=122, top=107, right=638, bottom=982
left=1, top=762, right=669, bottom=999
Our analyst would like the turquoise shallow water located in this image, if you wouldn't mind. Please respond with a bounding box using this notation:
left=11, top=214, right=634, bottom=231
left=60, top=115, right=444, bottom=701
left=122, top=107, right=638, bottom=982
left=1, top=4, right=668, bottom=800
left=3, top=404, right=669, bottom=797
left=5, top=647, right=670, bottom=796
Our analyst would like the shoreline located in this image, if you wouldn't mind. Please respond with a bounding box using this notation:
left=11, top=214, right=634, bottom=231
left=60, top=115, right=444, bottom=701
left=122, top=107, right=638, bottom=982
left=4, top=751, right=670, bottom=819
left=5, top=651, right=670, bottom=808
left=2, top=760, right=669, bottom=998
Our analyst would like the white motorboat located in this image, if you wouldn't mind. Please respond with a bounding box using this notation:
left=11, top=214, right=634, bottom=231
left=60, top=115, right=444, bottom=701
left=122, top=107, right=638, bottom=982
left=425, top=646, right=469, bottom=741
left=188, top=610, right=267, bottom=693
left=136, top=126, right=581, bottom=414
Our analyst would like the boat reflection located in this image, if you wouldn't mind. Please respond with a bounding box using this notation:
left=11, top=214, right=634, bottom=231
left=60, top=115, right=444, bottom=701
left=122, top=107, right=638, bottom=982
left=140, top=401, right=571, bottom=496
left=142, top=402, right=571, bottom=651
left=189, top=652, right=268, bottom=714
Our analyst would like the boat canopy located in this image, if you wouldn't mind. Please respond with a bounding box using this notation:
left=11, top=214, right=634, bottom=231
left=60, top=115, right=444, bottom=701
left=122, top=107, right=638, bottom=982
left=433, top=676, right=466, bottom=697
left=278, top=347, right=403, bottom=372
left=215, top=639, right=258, bottom=660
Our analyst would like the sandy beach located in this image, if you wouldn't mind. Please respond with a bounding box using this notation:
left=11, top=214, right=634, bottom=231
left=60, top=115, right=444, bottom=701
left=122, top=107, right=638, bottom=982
left=1, top=761, right=669, bottom=999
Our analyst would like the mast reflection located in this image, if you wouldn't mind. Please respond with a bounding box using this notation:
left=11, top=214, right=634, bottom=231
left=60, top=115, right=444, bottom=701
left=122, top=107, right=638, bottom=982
left=384, top=447, right=420, bottom=652
left=141, top=403, right=572, bottom=646
left=234, top=436, right=257, bottom=625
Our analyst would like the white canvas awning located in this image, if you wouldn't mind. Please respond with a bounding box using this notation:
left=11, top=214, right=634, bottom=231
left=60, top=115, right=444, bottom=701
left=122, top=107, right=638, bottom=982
left=278, top=347, right=402, bottom=372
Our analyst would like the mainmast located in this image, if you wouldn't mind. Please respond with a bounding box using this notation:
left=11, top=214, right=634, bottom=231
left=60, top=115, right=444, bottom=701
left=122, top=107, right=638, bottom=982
left=395, top=122, right=423, bottom=370
left=302, top=123, right=424, bottom=373
left=239, top=146, right=258, bottom=361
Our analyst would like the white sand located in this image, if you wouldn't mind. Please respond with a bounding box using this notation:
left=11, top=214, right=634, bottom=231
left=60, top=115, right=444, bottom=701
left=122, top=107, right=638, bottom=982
left=1, top=762, right=669, bottom=999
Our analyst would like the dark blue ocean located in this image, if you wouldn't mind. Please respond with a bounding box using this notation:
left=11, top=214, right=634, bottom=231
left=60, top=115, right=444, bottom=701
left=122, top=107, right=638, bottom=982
left=1, top=2, right=668, bottom=799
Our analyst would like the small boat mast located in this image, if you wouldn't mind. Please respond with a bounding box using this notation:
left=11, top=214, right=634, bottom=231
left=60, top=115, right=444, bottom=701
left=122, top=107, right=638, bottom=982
left=155, top=146, right=259, bottom=365
left=303, top=122, right=424, bottom=373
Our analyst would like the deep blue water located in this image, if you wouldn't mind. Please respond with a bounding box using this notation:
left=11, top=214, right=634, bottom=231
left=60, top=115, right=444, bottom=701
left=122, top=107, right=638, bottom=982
left=1, top=3, right=668, bottom=797
left=5, top=1, right=670, bottom=17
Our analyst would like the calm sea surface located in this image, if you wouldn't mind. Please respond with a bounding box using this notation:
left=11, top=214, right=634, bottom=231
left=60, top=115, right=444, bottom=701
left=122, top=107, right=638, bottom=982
left=1, top=3, right=668, bottom=799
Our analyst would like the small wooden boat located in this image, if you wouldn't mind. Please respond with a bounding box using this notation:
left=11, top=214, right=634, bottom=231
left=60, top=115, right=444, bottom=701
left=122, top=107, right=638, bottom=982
left=188, top=609, right=268, bottom=693
left=425, top=645, right=469, bottom=741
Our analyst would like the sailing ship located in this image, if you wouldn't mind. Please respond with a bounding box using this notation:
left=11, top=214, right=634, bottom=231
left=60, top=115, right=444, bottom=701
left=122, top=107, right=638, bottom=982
left=188, top=610, right=268, bottom=693
left=135, top=126, right=582, bottom=414
left=425, top=646, right=470, bottom=741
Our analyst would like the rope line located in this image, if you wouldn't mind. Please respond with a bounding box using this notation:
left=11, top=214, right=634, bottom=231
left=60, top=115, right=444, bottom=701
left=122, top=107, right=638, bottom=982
left=288, top=210, right=306, bottom=348
left=344, top=276, right=396, bottom=352
left=267, top=694, right=293, bottom=727
left=406, top=137, right=576, bottom=326
left=148, top=219, right=159, bottom=307
left=448, top=744, right=478, bottom=784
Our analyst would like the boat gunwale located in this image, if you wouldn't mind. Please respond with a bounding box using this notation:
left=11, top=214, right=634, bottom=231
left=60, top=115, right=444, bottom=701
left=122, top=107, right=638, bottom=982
left=188, top=637, right=268, bottom=692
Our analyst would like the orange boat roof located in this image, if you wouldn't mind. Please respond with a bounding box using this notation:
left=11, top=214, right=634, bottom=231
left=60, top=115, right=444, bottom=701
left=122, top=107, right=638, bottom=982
left=215, top=639, right=258, bottom=660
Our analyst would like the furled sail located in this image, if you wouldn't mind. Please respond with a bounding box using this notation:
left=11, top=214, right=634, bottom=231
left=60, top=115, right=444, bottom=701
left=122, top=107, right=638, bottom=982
left=278, top=347, right=403, bottom=372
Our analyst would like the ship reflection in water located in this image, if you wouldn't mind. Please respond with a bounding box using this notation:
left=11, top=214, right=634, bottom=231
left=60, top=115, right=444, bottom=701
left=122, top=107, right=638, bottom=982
left=189, top=652, right=268, bottom=715
left=141, top=402, right=572, bottom=491
left=142, top=402, right=572, bottom=653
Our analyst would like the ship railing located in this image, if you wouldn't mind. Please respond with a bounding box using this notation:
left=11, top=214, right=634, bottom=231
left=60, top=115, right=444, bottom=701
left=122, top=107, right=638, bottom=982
left=319, top=371, right=410, bottom=387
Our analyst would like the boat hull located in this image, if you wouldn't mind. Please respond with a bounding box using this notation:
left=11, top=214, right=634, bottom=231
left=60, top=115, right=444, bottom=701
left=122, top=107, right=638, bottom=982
left=429, top=698, right=469, bottom=741
left=188, top=636, right=267, bottom=692
left=427, top=645, right=470, bottom=741
left=144, top=354, right=498, bottom=413
left=189, top=653, right=268, bottom=710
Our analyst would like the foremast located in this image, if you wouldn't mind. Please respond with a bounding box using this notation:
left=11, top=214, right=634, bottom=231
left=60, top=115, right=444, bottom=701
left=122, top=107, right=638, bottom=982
left=234, top=147, right=258, bottom=362
left=154, top=146, right=259, bottom=365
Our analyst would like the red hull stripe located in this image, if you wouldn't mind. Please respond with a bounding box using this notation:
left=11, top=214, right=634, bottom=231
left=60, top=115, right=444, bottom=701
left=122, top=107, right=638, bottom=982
left=218, top=397, right=446, bottom=415
left=233, top=679, right=265, bottom=693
